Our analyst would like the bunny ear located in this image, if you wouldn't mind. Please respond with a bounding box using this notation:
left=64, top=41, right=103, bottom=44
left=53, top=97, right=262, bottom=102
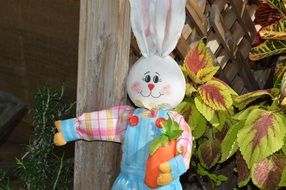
left=129, top=0, right=186, bottom=57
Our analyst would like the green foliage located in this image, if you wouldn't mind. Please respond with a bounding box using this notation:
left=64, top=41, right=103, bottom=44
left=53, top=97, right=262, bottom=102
left=178, top=38, right=286, bottom=189
left=15, top=86, right=75, bottom=190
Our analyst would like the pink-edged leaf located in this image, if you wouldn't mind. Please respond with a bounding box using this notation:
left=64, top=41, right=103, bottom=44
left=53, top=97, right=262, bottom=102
left=198, top=139, right=221, bottom=169
left=183, top=40, right=219, bottom=84
left=234, top=90, right=273, bottom=110
left=251, top=153, right=286, bottom=190
left=198, top=79, right=233, bottom=111
left=237, top=151, right=251, bottom=187
left=237, top=109, right=286, bottom=168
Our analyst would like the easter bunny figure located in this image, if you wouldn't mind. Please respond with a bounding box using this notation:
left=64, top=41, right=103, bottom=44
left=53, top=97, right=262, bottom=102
left=54, top=0, right=192, bottom=189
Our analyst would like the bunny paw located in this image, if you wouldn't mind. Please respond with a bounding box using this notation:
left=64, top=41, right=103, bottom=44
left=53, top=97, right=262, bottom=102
left=54, top=132, right=66, bottom=146
left=157, top=162, right=173, bottom=186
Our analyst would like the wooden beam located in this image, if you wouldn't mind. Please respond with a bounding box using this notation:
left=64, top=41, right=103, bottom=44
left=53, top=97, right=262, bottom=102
left=75, top=0, right=131, bottom=189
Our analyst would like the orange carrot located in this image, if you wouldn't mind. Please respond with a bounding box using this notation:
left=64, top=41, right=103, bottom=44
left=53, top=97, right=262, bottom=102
left=144, top=140, right=176, bottom=188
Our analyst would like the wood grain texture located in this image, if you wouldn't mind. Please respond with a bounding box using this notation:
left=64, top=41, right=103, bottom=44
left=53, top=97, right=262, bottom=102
left=75, top=0, right=131, bottom=189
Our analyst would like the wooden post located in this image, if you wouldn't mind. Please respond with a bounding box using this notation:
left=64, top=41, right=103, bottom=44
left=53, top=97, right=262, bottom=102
left=75, top=0, right=131, bottom=189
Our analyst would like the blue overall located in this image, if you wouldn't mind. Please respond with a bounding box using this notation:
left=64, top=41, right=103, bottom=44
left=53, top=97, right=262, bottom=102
left=112, top=108, right=183, bottom=190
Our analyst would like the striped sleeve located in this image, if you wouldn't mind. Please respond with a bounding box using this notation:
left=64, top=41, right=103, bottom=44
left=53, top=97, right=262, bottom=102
left=168, top=111, right=193, bottom=169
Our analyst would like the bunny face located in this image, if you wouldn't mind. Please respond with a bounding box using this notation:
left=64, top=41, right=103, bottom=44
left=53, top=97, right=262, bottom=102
left=127, top=55, right=186, bottom=109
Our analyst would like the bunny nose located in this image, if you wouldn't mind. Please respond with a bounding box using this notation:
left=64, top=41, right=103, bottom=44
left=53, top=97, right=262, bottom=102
left=148, top=83, right=155, bottom=91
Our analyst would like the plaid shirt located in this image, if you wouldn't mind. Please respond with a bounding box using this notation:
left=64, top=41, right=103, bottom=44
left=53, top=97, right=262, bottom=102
left=61, top=105, right=192, bottom=169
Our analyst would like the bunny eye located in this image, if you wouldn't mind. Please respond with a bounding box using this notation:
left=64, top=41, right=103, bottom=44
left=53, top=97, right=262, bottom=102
left=144, top=75, right=151, bottom=83
left=153, top=75, right=161, bottom=83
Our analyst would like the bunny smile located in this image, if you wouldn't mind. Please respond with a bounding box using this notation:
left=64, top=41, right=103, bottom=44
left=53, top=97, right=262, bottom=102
left=139, top=90, right=163, bottom=98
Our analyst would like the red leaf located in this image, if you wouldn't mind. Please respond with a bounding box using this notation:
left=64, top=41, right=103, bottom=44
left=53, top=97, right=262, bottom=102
left=255, top=2, right=283, bottom=27
left=198, top=139, right=221, bottom=169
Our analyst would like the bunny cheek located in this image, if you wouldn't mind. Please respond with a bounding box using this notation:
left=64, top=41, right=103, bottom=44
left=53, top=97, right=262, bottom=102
left=131, top=82, right=142, bottom=93
left=161, top=85, right=171, bottom=96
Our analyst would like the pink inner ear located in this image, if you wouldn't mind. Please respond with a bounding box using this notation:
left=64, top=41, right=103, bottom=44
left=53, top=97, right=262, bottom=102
left=131, top=82, right=142, bottom=93
left=162, top=84, right=171, bottom=95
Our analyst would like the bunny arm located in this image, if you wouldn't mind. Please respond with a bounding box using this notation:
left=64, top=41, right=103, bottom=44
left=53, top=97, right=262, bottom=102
left=54, top=105, right=134, bottom=146
left=157, top=111, right=192, bottom=185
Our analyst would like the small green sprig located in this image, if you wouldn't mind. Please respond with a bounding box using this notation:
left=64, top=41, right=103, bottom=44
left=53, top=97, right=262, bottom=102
left=149, top=118, right=183, bottom=155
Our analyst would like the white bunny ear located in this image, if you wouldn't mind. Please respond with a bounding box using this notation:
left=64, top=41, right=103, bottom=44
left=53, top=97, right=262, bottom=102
left=129, top=0, right=186, bottom=57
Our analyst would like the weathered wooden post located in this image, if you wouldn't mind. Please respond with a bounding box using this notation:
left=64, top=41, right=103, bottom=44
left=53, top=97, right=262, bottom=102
left=75, top=0, right=131, bottom=189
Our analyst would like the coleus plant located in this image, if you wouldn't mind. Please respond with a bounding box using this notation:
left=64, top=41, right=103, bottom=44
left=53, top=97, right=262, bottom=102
left=176, top=40, right=238, bottom=188
left=176, top=40, right=286, bottom=189
left=249, top=0, right=286, bottom=61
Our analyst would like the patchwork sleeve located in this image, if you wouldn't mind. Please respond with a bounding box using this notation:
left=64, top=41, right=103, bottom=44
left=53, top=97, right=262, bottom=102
left=168, top=111, right=193, bottom=169
left=56, top=105, right=134, bottom=144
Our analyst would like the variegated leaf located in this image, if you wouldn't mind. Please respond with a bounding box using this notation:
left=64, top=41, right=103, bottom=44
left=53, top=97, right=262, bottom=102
left=198, top=139, right=221, bottom=169
left=249, top=39, right=286, bottom=61
left=237, top=109, right=286, bottom=168
left=260, top=18, right=286, bottom=40
left=233, top=106, right=260, bottom=121
left=251, top=153, right=286, bottom=190
left=220, top=121, right=245, bottom=163
left=198, top=79, right=233, bottom=111
left=261, top=0, right=286, bottom=15
left=184, top=40, right=219, bottom=84
left=255, top=2, right=284, bottom=27
left=237, top=151, right=251, bottom=187
left=194, top=96, right=226, bottom=130
left=234, top=90, right=273, bottom=110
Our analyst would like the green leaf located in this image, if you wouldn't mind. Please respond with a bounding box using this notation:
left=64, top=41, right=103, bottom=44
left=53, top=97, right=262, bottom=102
left=220, top=121, right=245, bottom=163
left=195, top=96, right=227, bottom=130
left=198, top=79, right=233, bottom=111
left=233, top=106, right=260, bottom=121
left=161, top=118, right=183, bottom=140
left=260, top=18, right=286, bottom=40
left=185, top=83, right=197, bottom=97
left=234, top=90, right=273, bottom=110
left=149, top=135, right=169, bottom=155
left=237, top=109, right=286, bottom=168
left=279, top=166, right=286, bottom=187
left=198, top=139, right=221, bottom=169
left=237, top=151, right=251, bottom=187
left=251, top=153, right=286, bottom=190
left=249, top=39, right=286, bottom=61
left=187, top=102, right=207, bottom=139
